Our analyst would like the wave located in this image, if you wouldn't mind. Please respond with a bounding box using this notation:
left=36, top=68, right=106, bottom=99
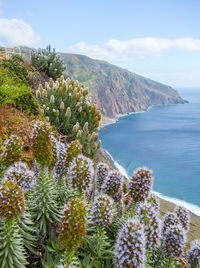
left=104, top=149, right=200, bottom=217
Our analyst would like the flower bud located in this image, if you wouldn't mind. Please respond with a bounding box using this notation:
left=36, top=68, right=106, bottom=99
left=65, top=107, right=71, bottom=118
left=50, top=95, right=55, bottom=104
left=60, top=101, right=65, bottom=110
left=83, top=122, right=88, bottom=133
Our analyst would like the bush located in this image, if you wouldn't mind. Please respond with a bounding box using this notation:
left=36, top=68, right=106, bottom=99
left=36, top=76, right=101, bottom=157
left=31, top=45, right=65, bottom=79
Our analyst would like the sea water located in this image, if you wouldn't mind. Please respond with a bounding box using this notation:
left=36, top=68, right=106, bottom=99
left=99, top=88, right=200, bottom=215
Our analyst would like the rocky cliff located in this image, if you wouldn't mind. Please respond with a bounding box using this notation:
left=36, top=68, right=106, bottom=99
left=60, top=53, right=186, bottom=119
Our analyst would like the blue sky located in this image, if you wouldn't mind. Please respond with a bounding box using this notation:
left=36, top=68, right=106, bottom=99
left=0, top=0, right=200, bottom=87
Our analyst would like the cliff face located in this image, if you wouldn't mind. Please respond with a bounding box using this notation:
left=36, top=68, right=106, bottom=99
left=60, top=53, right=186, bottom=118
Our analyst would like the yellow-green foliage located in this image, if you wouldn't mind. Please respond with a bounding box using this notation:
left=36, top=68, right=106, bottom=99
left=0, top=57, right=39, bottom=115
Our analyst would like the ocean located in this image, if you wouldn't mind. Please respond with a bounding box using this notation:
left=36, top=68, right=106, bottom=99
left=99, top=88, right=200, bottom=216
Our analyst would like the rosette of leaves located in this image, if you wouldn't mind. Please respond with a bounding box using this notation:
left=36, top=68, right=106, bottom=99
left=65, top=140, right=82, bottom=168
left=91, top=195, right=114, bottom=228
left=0, top=180, right=27, bottom=267
left=128, top=167, right=153, bottom=216
left=31, top=45, right=65, bottom=79
left=161, top=212, right=179, bottom=235
left=102, top=170, right=123, bottom=198
left=163, top=224, right=186, bottom=267
left=187, top=240, right=200, bottom=267
left=5, top=161, right=35, bottom=193
left=136, top=201, right=161, bottom=250
left=69, top=154, right=94, bottom=196
left=96, top=162, right=109, bottom=190
left=0, top=134, right=23, bottom=169
left=36, top=76, right=101, bottom=157
left=59, top=199, right=87, bottom=266
left=115, top=218, right=145, bottom=268
left=174, top=205, right=190, bottom=232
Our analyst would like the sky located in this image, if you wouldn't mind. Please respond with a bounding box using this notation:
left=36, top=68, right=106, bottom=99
left=0, top=0, right=200, bottom=88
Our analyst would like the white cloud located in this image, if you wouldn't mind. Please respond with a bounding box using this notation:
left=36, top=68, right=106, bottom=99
left=0, top=18, right=40, bottom=47
left=68, top=37, right=200, bottom=62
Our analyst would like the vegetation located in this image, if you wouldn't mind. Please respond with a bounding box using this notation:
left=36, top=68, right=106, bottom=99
left=0, top=48, right=199, bottom=268
left=36, top=76, right=101, bottom=157
left=31, top=45, right=65, bottom=79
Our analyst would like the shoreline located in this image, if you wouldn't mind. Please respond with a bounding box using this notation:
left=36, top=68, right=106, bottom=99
left=99, top=106, right=200, bottom=218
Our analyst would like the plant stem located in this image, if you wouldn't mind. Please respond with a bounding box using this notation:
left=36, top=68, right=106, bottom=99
left=168, top=258, right=174, bottom=268
left=41, top=165, right=45, bottom=184
left=97, top=227, right=104, bottom=257
left=131, top=201, right=136, bottom=217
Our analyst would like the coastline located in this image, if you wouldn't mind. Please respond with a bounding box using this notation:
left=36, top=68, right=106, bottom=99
left=99, top=105, right=200, bottom=218
left=95, top=147, right=200, bottom=245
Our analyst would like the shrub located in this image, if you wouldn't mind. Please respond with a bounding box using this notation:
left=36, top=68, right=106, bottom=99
left=31, top=45, right=65, bottom=79
left=36, top=76, right=101, bottom=157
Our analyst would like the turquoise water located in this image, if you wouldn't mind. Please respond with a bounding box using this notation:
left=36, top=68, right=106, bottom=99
left=99, top=89, right=200, bottom=214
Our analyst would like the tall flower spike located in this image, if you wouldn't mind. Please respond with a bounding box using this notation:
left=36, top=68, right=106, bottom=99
left=136, top=201, right=161, bottom=250
left=115, top=218, right=145, bottom=268
left=69, top=154, right=94, bottom=195
left=5, top=161, right=35, bottom=193
left=65, top=140, right=82, bottom=168
left=187, top=240, right=200, bottom=266
left=0, top=135, right=23, bottom=168
left=174, top=206, right=190, bottom=232
left=163, top=224, right=186, bottom=259
left=49, top=134, right=58, bottom=168
left=128, top=167, right=153, bottom=203
left=59, top=199, right=87, bottom=251
left=161, top=212, right=179, bottom=235
left=0, top=180, right=24, bottom=218
left=91, top=195, right=113, bottom=228
left=102, top=170, right=123, bottom=198
left=32, top=121, right=54, bottom=166
left=96, top=162, right=109, bottom=189
left=55, top=141, right=67, bottom=176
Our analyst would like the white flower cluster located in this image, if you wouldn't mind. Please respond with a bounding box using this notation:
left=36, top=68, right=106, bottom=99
left=115, top=218, right=145, bottom=268
left=69, top=154, right=94, bottom=194
left=91, top=195, right=113, bottom=227
left=163, top=224, right=186, bottom=258
left=161, top=212, right=179, bottom=235
left=31, top=121, right=51, bottom=139
left=128, top=167, right=153, bottom=203
left=5, top=162, right=35, bottom=193
left=136, top=202, right=161, bottom=250
left=174, top=206, right=190, bottom=232
left=187, top=240, right=200, bottom=265
left=102, top=170, right=123, bottom=198
left=96, top=162, right=109, bottom=189
left=54, top=141, right=67, bottom=176
left=1, top=135, right=23, bottom=165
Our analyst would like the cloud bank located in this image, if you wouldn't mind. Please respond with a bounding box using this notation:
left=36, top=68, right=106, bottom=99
left=0, top=18, right=40, bottom=47
left=68, top=38, right=200, bottom=61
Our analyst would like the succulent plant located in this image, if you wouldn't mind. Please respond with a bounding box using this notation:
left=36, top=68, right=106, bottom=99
left=163, top=224, right=186, bottom=259
left=4, top=161, right=35, bottom=193
left=0, top=135, right=23, bottom=168
left=96, top=162, right=109, bottom=190
left=147, top=193, right=160, bottom=213
left=0, top=180, right=24, bottom=218
left=91, top=195, right=113, bottom=228
left=102, top=170, right=123, bottom=198
left=128, top=167, right=153, bottom=203
left=187, top=240, right=200, bottom=266
left=174, top=206, right=190, bottom=232
left=59, top=199, right=87, bottom=252
left=115, top=218, right=145, bottom=268
left=136, top=201, right=161, bottom=250
left=69, top=154, right=94, bottom=195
